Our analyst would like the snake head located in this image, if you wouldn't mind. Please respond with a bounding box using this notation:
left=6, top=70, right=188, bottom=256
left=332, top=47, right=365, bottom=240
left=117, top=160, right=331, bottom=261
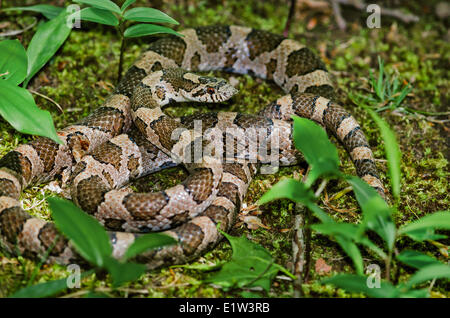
left=186, top=75, right=238, bottom=103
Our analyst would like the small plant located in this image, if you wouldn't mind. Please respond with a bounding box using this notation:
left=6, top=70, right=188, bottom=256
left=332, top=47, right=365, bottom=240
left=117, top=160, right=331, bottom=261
left=1, top=0, right=180, bottom=142
left=258, top=115, right=450, bottom=297
left=10, top=197, right=175, bottom=298
left=68, top=0, right=181, bottom=82
left=0, top=7, right=72, bottom=143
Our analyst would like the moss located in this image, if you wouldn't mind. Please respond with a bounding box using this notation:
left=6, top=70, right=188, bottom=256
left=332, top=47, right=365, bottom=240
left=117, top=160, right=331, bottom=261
left=0, top=0, right=448, bottom=298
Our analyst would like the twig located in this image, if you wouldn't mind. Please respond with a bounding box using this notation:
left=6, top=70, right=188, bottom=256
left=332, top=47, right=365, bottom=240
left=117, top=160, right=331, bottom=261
left=330, top=0, right=419, bottom=30
left=29, top=89, right=64, bottom=113
left=0, top=17, right=37, bottom=37
left=283, top=0, right=297, bottom=37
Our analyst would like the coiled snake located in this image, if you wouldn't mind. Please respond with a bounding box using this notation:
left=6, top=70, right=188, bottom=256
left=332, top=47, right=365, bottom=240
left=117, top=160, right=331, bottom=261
left=0, top=25, right=385, bottom=269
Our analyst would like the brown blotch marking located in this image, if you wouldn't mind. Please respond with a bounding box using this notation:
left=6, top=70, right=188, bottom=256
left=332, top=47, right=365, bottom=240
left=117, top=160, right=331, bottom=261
left=103, top=170, right=115, bottom=188
left=0, top=178, right=20, bottom=199
left=0, top=151, right=32, bottom=185
left=169, top=210, right=190, bottom=226
left=30, top=138, right=60, bottom=173
left=115, top=65, right=148, bottom=97
left=155, top=86, right=166, bottom=100
left=75, top=175, right=109, bottom=214
left=127, top=154, right=140, bottom=174
left=162, top=68, right=198, bottom=93
left=180, top=112, right=219, bottom=130
left=184, top=168, right=214, bottom=203
left=151, top=61, right=162, bottom=72
left=149, top=116, right=181, bottom=150
left=92, top=141, right=123, bottom=170
left=0, top=206, right=30, bottom=243
left=224, top=47, right=238, bottom=70
left=176, top=222, right=204, bottom=256
left=38, top=223, right=68, bottom=256
left=190, top=52, right=201, bottom=70
left=67, top=132, right=90, bottom=158
left=195, top=25, right=232, bottom=53
left=204, top=205, right=230, bottom=230
left=123, top=192, right=169, bottom=221
left=304, top=84, right=335, bottom=100
left=77, top=107, right=125, bottom=135
left=69, top=161, right=87, bottom=186
left=218, top=182, right=239, bottom=204
left=245, top=29, right=284, bottom=60
left=265, top=58, right=277, bottom=80
left=146, top=36, right=187, bottom=66
left=285, top=47, right=327, bottom=78
left=104, top=218, right=125, bottom=231
left=223, top=163, right=248, bottom=184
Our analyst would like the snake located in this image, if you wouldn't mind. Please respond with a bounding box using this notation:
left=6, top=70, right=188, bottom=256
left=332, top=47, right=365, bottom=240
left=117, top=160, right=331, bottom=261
left=0, top=25, right=385, bottom=269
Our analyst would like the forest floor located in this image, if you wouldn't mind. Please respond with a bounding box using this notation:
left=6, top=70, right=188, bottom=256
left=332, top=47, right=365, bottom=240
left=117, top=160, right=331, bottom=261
left=0, top=0, right=448, bottom=297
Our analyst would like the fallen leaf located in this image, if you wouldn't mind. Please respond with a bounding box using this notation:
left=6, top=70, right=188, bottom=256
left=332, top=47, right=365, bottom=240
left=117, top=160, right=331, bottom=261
left=315, top=258, right=332, bottom=275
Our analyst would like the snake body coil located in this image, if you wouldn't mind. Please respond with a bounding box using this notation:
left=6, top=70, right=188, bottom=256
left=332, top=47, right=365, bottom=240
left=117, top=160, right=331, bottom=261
left=0, top=26, right=384, bottom=268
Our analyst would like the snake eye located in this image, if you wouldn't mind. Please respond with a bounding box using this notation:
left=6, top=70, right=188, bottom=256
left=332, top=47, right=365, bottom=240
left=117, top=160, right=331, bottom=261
left=207, top=87, right=215, bottom=95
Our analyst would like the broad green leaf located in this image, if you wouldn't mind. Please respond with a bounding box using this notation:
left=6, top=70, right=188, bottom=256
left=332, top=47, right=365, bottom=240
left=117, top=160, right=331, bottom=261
left=364, top=107, right=401, bottom=199
left=24, top=9, right=71, bottom=87
left=322, top=274, right=398, bottom=298
left=0, top=40, right=27, bottom=85
left=123, top=233, right=176, bottom=261
left=206, top=232, right=294, bottom=291
left=48, top=197, right=112, bottom=267
left=104, top=257, right=146, bottom=288
left=396, top=250, right=441, bottom=270
left=258, top=178, right=316, bottom=206
left=396, top=288, right=429, bottom=298
left=10, top=277, right=69, bottom=298
left=291, top=116, right=340, bottom=185
left=123, top=7, right=179, bottom=24
left=3, top=4, right=64, bottom=20
left=334, top=236, right=364, bottom=275
left=398, top=211, right=450, bottom=236
left=9, top=270, right=93, bottom=298
left=347, top=176, right=396, bottom=251
left=124, top=23, right=183, bottom=38
left=404, top=263, right=450, bottom=288
left=0, top=81, right=62, bottom=144
left=403, top=228, right=447, bottom=242
left=121, top=0, right=136, bottom=12
left=73, top=0, right=121, bottom=14
left=78, top=7, right=119, bottom=26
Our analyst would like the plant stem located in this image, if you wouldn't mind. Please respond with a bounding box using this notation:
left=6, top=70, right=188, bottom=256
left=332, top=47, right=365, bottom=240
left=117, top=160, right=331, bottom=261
left=385, top=249, right=392, bottom=282
left=117, top=22, right=126, bottom=84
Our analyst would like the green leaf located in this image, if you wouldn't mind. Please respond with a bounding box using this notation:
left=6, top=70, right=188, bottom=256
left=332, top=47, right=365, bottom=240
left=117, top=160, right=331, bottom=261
left=123, top=7, right=179, bottom=24
left=78, top=7, right=119, bottom=26
left=291, top=116, right=340, bottom=185
left=398, top=211, right=450, bottom=236
left=10, top=277, right=69, bottom=298
left=3, top=4, right=64, bottom=20
left=48, top=197, right=112, bottom=267
left=24, top=9, right=71, bottom=87
left=206, top=232, right=294, bottom=291
left=404, top=263, right=450, bottom=288
left=73, top=0, right=121, bottom=14
left=9, top=270, right=93, bottom=298
left=322, top=274, right=398, bottom=298
left=402, top=228, right=447, bottom=242
left=124, top=23, right=183, bottom=38
left=396, top=250, right=441, bottom=270
left=123, top=233, right=176, bottom=261
left=104, top=257, right=146, bottom=288
left=334, top=236, right=364, bottom=275
left=258, top=178, right=316, bottom=206
left=364, top=107, right=401, bottom=199
left=121, top=0, right=136, bottom=12
left=0, top=81, right=62, bottom=144
left=0, top=40, right=28, bottom=85
left=347, top=177, right=396, bottom=251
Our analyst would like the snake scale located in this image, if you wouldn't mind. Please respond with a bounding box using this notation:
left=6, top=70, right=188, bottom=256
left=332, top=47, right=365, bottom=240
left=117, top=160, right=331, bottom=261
left=0, top=25, right=385, bottom=269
